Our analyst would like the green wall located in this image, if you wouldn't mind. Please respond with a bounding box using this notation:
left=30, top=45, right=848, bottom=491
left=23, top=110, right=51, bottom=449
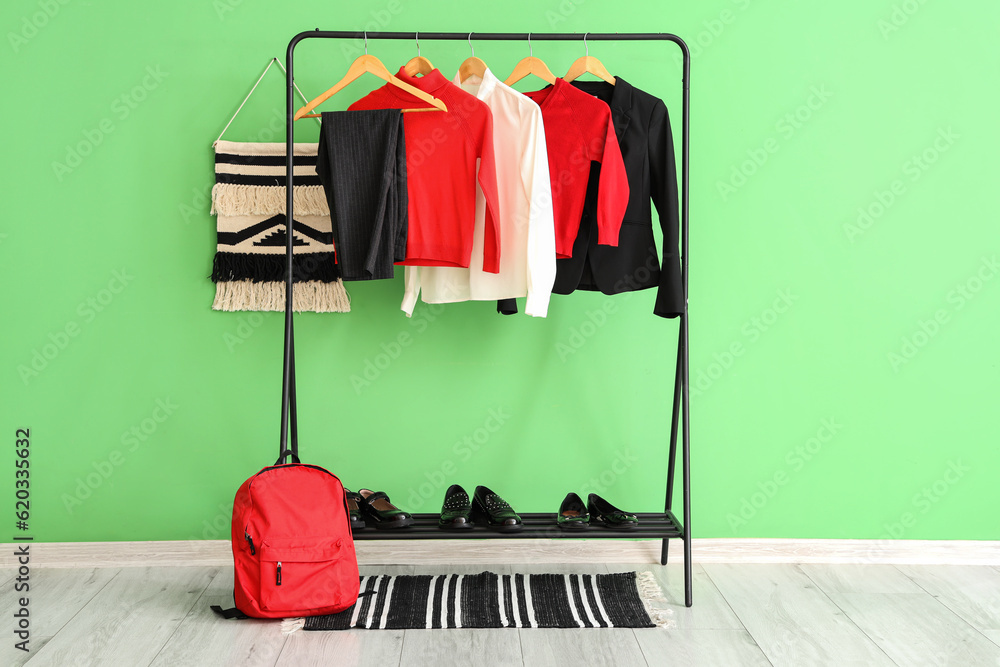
left=2, top=0, right=997, bottom=543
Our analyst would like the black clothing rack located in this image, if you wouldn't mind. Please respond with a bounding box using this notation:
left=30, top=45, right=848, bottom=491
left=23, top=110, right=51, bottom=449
left=278, top=30, right=693, bottom=607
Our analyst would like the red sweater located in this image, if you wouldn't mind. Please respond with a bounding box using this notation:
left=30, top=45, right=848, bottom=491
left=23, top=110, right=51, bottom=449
left=523, top=79, right=629, bottom=258
left=349, top=68, right=501, bottom=273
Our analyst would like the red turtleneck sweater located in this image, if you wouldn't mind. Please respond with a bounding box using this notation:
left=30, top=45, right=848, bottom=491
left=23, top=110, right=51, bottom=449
left=522, top=79, right=629, bottom=258
left=349, top=68, right=502, bottom=273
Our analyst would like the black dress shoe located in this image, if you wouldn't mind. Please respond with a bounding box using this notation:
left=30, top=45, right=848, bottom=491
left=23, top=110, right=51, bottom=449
left=557, top=492, right=589, bottom=530
left=357, top=489, right=413, bottom=529
left=438, top=484, right=473, bottom=530
left=587, top=493, right=638, bottom=529
left=472, top=485, right=523, bottom=532
left=345, top=490, right=366, bottom=531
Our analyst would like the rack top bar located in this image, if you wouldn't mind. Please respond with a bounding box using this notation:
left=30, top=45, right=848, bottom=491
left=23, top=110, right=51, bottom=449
left=288, top=31, right=690, bottom=64
left=294, top=31, right=682, bottom=41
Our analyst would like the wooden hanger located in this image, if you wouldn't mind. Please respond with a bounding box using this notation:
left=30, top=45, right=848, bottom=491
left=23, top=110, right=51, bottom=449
left=403, top=31, right=435, bottom=77
left=504, top=33, right=557, bottom=86
left=563, top=33, right=615, bottom=85
left=457, top=33, right=488, bottom=83
left=294, top=34, right=447, bottom=119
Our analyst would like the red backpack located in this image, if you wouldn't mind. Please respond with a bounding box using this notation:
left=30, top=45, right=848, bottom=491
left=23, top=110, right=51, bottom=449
left=229, top=457, right=360, bottom=618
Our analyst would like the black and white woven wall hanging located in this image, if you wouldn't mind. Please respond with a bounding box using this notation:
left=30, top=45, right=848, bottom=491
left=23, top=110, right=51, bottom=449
left=210, top=140, right=350, bottom=313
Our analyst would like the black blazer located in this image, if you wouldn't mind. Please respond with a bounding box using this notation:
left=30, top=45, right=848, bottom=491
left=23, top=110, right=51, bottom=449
left=553, top=76, right=683, bottom=319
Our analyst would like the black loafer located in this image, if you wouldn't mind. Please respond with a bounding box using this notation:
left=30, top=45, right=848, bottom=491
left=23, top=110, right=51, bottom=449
left=557, top=492, right=589, bottom=530
left=587, top=493, right=638, bottom=529
left=438, top=484, right=474, bottom=529
left=472, top=485, right=523, bottom=532
left=345, top=490, right=366, bottom=531
left=357, top=489, right=413, bottom=529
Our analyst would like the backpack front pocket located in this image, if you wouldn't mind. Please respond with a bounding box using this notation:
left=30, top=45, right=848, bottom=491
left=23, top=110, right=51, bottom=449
left=258, top=538, right=348, bottom=613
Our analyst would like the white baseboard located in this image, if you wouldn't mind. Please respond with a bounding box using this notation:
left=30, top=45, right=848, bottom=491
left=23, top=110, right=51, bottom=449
left=691, top=538, right=1000, bottom=565
left=3, top=538, right=998, bottom=569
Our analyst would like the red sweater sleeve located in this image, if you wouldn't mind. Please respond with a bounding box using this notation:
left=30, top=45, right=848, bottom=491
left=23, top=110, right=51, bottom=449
left=476, top=108, right=502, bottom=273
left=584, top=106, right=629, bottom=247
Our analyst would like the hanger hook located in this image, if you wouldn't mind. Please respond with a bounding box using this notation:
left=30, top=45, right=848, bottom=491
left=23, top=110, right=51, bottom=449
left=584, top=32, right=589, bottom=57
left=363, top=31, right=368, bottom=55
left=468, top=32, right=474, bottom=57
left=528, top=32, right=532, bottom=58
left=415, top=31, right=419, bottom=57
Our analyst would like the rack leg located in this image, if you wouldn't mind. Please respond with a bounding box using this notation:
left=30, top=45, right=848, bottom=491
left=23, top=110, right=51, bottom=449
left=661, top=339, right=684, bottom=565
left=678, top=34, right=693, bottom=608
left=289, top=324, right=298, bottom=459
left=278, top=44, right=297, bottom=465
left=681, top=313, right=692, bottom=607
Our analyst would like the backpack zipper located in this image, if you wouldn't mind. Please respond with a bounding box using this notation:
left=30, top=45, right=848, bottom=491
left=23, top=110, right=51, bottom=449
left=276, top=562, right=282, bottom=586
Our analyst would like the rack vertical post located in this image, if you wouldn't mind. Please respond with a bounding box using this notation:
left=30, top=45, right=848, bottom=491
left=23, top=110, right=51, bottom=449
left=280, top=30, right=693, bottom=607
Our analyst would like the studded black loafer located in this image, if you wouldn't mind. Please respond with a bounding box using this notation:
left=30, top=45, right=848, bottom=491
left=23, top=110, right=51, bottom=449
left=472, top=485, right=523, bottom=532
left=587, top=493, right=638, bottom=529
left=345, top=489, right=366, bottom=531
left=438, top=484, right=474, bottom=529
left=557, top=492, right=590, bottom=530
left=357, top=489, right=413, bottom=529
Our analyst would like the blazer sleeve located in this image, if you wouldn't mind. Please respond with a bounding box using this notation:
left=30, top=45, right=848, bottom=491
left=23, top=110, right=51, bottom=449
left=476, top=108, right=502, bottom=274
left=648, top=99, right=683, bottom=318
left=521, top=104, right=556, bottom=317
left=588, top=107, right=629, bottom=247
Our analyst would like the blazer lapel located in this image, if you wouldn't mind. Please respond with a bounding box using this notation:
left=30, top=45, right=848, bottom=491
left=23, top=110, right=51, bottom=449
left=609, top=76, right=634, bottom=139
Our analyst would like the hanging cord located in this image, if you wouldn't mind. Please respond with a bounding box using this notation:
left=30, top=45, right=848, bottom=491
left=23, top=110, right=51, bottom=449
left=214, top=57, right=319, bottom=146
left=468, top=32, right=474, bottom=57
left=584, top=32, right=589, bottom=56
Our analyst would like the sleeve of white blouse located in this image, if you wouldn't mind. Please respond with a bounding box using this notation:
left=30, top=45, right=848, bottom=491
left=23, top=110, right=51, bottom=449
left=522, top=102, right=556, bottom=318
left=401, top=265, right=420, bottom=317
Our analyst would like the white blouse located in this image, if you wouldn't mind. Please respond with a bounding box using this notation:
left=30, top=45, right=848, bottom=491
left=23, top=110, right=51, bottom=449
left=401, top=67, right=556, bottom=317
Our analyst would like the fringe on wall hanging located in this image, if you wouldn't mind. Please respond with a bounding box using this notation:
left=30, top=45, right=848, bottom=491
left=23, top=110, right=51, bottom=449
left=209, top=140, right=350, bottom=313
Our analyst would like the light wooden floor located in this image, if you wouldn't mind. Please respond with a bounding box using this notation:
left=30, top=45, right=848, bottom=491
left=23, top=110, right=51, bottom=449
left=3, top=560, right=1000, bottom=666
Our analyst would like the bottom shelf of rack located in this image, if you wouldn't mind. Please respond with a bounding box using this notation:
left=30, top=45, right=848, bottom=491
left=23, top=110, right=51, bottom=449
left=350, top=511, right=684, bottom=540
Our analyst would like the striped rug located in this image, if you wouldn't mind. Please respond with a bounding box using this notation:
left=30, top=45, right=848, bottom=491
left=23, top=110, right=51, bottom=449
left=283, top=571, right=669, bottom=632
